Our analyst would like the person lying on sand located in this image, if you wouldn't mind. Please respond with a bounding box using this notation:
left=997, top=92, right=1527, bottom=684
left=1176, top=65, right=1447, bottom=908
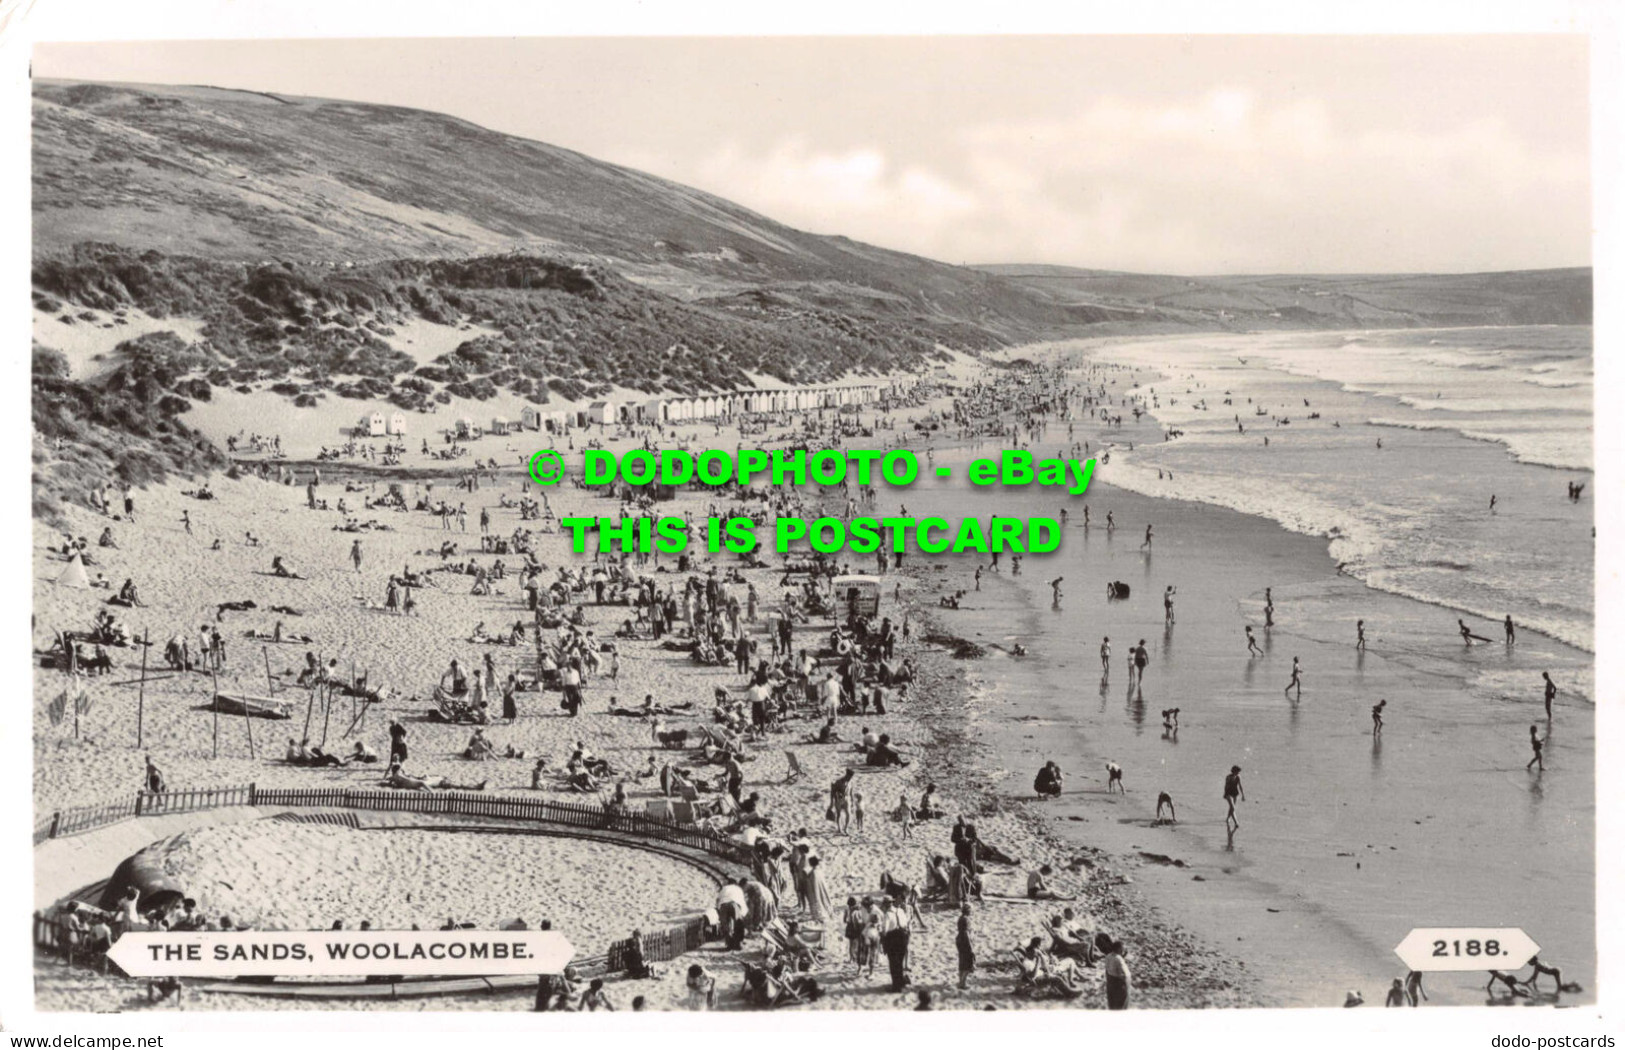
left=382, top=761, right=486, bottom=792
left=270, top=557, right=303, bottom=579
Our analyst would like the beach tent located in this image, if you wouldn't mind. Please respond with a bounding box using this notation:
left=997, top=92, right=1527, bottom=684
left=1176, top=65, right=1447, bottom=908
left=490, top=416, right=510, bottom=435
left=55, top=554, right=90, bottom=589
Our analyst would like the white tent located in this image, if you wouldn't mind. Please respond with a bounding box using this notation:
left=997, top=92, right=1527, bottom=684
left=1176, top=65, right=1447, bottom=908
left=55, top=554, right=90, bottom=589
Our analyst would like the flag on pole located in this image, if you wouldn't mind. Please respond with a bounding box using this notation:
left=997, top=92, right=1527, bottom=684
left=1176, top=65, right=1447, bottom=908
left=47, top=690, right=68, bottom=726
left=74, top=689, right=93, bottom=716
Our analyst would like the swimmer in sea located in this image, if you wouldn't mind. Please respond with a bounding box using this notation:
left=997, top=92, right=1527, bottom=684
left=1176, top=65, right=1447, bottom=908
left=1106, top=511, right=1115, bottom=532
left=1542, top=672, right=1556, bottom=719
left=1100, top=636, right=1111, bottom=674
left=1459, top=619, right=1492, bottom=645
left=1163, top=586, right=1176, bottom=626
left=1246, top=625, right=1263, bottom=658
left=1489, top=494, right=1497, bottom=513
left=1504, top=615, right=1515, bottom=644
left=1264, top=587, right=1274, bottom=627
left=1405, top=970, right=1427, bottom=1006
left=974, top=566, right=982, bottom=591
left=1060, top=508, right=1068, bottom=527
left=1285, top=656, right=1303, bottom=700
left=1050, top=577, right=1064, bottom=607
left=1141, top=524, right=1153, bottom=550
left=1083, top=505, right=1091, bottom=529
left=1526, top=725, right=1545, bottom=771
left=1161, top=707, right=1180, bottom=732
left=1223, top=765, right=1244, bottom=830
left=1371, top=699, right=1386, bottom=736
left=1105, top=762, right=1125, bottom=793
left=1155, top=791, right=1176, bottom=824
left=1356, top=619, right=1367, bottom=652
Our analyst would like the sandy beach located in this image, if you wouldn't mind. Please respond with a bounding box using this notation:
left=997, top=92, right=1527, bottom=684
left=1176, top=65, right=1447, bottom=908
left=33, top=338, right=1593, bottom=1013
left=34, top=387, right=1263, bottom=1012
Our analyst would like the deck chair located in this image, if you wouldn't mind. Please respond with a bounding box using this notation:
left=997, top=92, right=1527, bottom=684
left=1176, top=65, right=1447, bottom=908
left=783, top=750, right=807, bottom=784
left=761, top=918, right=826, bottom=969
left=644, top=798, right=676, bottom=823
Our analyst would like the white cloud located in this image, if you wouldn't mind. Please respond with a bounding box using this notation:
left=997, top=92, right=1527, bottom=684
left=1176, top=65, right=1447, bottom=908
left=677, top=89, right=1588, bottom=273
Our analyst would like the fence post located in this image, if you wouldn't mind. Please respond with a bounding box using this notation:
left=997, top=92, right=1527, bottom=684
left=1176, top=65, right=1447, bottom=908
left=248, top=782, right=257, bottom=806
left=133, top=792, right=144, bottom=817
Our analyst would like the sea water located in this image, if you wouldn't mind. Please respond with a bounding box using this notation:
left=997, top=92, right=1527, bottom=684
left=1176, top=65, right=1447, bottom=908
left=886, top=327, right=1595, bottom=1002
left=1090, top=327, right=1594, bottom=653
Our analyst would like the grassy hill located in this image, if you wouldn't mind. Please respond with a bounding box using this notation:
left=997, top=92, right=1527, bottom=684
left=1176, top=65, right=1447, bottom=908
left=976, top=264, right=1592, bottom=329
left=30, top=78, right=1591, bottom=522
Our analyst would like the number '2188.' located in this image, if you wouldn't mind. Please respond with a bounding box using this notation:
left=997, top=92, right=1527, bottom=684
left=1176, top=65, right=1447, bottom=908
left=1433, top=938, right=1503, bottom=957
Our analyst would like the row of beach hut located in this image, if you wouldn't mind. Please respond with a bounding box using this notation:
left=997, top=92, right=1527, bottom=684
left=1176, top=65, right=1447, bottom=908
left=365, top=379, right=920, bottom=441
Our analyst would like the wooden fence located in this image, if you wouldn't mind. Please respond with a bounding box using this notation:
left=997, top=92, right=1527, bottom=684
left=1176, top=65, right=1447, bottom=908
left=36, top=784, right=755, bottom=868
left=34, top=782, right=751, bottom=984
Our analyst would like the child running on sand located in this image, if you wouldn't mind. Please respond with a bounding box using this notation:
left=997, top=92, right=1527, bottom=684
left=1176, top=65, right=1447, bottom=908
left=1246, top=626, right=1263, bottom=657
left=1356, top=619, right=1367, bottom=652
left=1372, top=699, right=1386, bottom=736
left=1285, top=657, right=1303, bottom=700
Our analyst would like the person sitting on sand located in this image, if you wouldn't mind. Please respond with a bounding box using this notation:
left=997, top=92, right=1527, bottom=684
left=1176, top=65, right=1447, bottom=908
left=916, top=784, right=944, bottom=820
left=98, top=527, right=117, bottom=549
left=351, top=740, right=378, bottom=764
left=116, top=578, right=145, bottom=607
left=866, top=733, right=909, bottom=767
left=463, top=727, right=497, bottom=761
left=1027, top=865, right=1072, bottom=901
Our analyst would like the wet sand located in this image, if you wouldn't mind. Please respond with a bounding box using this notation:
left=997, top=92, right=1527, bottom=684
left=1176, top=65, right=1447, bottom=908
left=899, top=453, right=1595, bottom=1007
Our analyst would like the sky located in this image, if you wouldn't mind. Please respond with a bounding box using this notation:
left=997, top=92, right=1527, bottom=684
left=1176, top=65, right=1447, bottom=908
left=32, top=36, right=1592, bottom=274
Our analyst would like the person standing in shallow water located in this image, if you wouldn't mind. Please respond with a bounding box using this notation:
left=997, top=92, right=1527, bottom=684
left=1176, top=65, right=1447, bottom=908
left=1223, top=765, right=1245, bottom=830
left=1505, top=615, right=1516, bottom=644
left=1372, top=699, right=1386, bottom=736
left=1526, top=725, right=1545, bottom=771
left=1356, top=619, right=1367, bottom=652
left=1542, top=672, right=1556, bottom=719
left=1285, top=656, right=1303, bottom=700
